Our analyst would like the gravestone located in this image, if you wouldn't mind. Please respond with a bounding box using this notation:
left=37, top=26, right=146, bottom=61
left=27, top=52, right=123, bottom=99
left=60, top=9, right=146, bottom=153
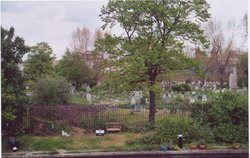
left=202, top=94, right=207, bottom=103
left=165, top=93, right=171, bottom=104
left=134, top=91, right=141, bottom=100
left=86, top=93, right=92, bottom=103
left=130, top=93, right=136, bottom=113
left=131, top=95, right=136, bottom=105
left=190, top=91, right=196, bottom=104
left=229, top=67, right=237, bottom=89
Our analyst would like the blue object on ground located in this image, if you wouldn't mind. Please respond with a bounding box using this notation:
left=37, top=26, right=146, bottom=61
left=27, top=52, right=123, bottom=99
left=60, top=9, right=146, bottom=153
left=160, top=146, right=168, bottom=151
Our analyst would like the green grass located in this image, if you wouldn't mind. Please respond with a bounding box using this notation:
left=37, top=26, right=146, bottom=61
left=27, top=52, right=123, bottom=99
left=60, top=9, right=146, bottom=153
left=2, top=133, right=148, bottom=152
left=69, top=96, right=88, bottom=105
left=3, top=133, right=247, bottom=153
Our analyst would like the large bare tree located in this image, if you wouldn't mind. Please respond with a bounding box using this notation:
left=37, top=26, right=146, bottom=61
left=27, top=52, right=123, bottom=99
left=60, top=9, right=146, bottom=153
left=70, top=27, right=91, bottom=53
left=205, top=20, right=236, bottom=85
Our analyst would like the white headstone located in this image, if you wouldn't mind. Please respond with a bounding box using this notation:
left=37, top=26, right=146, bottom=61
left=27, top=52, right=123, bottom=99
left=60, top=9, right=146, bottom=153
left=202, top=95, right=207, bottom=103
left=190, top=98, right=195, bottom=104
left=131, top=96, right=136, bottom=105
left=190, top=92, right=196, bottom=103
left=165, top=94, right=171, bottom=103
left=134, top=91, right=141, bottom=99
left=229, top=67, right=237, bottom=89
left=86, top=93, right=92, bottom=103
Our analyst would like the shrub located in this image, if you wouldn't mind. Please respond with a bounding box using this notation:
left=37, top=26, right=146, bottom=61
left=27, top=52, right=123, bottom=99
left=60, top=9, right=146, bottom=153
left=138, top=115, right=214, bottom=145
left=190, top=91, right=248, bottom=143
left=212, top=123, right=248, bottom=143
left=29, top=119, right=69, bottom=135
left=32, top=75, right=71, bottom=105
left=171, top=84, right=191, bottom=92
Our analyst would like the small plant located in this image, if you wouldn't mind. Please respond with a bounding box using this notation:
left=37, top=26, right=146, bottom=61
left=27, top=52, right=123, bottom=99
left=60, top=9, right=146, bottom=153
left=189, top=141, right=198, bottom=149
left=232, top=143, right=241, bottom=149
left=197, top=139, right=207, bottom=149
left=197, top=139, right=207, bottom=145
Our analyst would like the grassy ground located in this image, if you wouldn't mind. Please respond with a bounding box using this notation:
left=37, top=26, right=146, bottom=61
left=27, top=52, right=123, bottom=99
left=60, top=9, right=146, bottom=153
left=2, top=133, right=248, bottom=153
left=2, top=133, right=158, bottom=153
left=69, top=96, right=88, bottom=105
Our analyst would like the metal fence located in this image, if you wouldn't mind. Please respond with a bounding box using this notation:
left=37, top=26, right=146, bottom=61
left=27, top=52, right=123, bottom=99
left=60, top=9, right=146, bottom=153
left=26, top=104, right=190, bottom=132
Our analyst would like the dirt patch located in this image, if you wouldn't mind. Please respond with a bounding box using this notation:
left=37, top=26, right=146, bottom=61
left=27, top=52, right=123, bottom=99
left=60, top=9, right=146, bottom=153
left=70, top=127, right=85, bottom=137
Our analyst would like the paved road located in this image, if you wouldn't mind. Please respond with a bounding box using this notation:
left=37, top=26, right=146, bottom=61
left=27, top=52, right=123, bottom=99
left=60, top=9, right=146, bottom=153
left=2, top=149, right=248, bottom=158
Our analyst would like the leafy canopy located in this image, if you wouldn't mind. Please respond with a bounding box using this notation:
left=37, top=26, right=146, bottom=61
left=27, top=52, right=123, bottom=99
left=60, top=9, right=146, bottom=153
left=1, top=26, right=29, bottom=135
left=95, top=0, right=210, bottom=94
left=23, top=42, right=55, bottom=82
left=55, top=49, right=95, bottom=90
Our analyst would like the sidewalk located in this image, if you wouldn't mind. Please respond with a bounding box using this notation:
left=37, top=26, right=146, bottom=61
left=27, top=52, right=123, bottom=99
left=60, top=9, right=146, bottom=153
left=2, top=149, right=249, bottom=158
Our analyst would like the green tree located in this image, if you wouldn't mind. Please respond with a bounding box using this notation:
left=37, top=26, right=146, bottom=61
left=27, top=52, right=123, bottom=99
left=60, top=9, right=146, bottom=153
left=32, top=75, right=71, bottom=105
left=55, top=49, right=92, bottom=91
left=237, top=53, right=248, bottom=88
left=23, top=42, right=55, bottom=81
left=1, top=26, right=29, bottom=135
left=95, top=0, right=210, bottom=123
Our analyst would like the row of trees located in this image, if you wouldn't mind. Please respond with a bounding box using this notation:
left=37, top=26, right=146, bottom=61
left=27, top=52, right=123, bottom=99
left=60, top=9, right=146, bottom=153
left=24, top=27, right=104, bottom=90
left=2, top=0, right=248, bottom=133
left=1, top=26, right=103, bottom=135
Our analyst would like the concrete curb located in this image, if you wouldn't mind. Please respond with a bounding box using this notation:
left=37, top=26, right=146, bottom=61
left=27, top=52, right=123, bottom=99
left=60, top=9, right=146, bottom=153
left=2, top=149, right=249, bottom=158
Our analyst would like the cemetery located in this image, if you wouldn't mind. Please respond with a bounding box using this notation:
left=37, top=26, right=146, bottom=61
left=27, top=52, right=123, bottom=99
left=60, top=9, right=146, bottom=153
left=1, top=0, right=248, bottom=157
left=2, top=79, right=248, bottom=153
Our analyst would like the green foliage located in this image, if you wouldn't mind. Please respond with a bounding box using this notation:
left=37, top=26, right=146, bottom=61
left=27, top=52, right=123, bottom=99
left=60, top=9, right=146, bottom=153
left=171, top=84, right=191, bottom=92
left=190, top=91, right=248, bottom=143
left=55, top=49, right=97, bottom=90
left=237, top=53, right=248, bottom=88
left=32, top=75, right=71, bottom=105
left=138, top=115, right=214, bottom=145
left=212, top=123, right=248, bottom=143
left=23, top=42, right=55, bottom=81
left=96, top=0, right=210, bottom=123
left=1, top=26, right=30, bottom=135
left=197, top=139, right=207, bottom=145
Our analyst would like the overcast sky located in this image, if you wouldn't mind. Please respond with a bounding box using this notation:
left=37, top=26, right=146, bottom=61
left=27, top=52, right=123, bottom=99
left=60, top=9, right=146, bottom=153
left=1, top=0, right=248, bottom=59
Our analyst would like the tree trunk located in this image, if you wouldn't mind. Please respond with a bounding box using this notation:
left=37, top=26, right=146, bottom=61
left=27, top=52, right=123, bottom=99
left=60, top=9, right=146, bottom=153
left=149, top=90, right=156, bottom=123
left=148, top=69, right=157, bottom=124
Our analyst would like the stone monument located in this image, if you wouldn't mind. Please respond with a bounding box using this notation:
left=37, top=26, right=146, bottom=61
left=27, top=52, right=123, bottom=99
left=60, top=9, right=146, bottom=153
left=86, top=93, right=92, bottom=103
left=229, top=67, right=237, bottom=89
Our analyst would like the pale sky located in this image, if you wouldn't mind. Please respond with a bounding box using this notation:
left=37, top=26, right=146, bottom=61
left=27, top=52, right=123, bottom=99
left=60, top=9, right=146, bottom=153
left=1, top=0, right=248, bottom=59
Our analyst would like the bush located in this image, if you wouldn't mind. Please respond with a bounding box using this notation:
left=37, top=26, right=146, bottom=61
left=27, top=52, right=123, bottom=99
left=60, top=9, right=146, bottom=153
left=238, top=76, right=248, bottom=88
left=32, top=75, right=71, bottom=105
left=212, top=123, right=248, bottom=143
left=138, top=115, right=214, bottom=145
left=190, top=91, right=248, bottom=143
left=171, top=84, right=191, bottom=92
left=29, top=119, right=70, bottom=135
